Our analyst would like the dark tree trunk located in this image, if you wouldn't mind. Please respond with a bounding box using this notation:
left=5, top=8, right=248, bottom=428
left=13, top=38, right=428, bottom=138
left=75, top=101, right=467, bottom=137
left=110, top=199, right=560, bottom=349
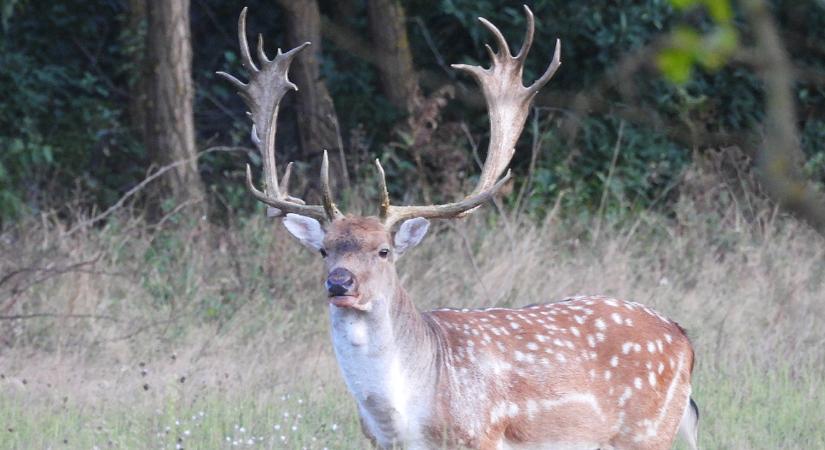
left=366, top=0, right=421, bottom=114
left=143, top=0, right=204, bottom=211
left=277, top=0, right=345, bottom=189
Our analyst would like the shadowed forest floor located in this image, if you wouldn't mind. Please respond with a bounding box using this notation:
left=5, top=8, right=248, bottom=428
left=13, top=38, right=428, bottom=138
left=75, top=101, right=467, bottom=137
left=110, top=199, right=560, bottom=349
left=1, top=205, right=824, bottom=449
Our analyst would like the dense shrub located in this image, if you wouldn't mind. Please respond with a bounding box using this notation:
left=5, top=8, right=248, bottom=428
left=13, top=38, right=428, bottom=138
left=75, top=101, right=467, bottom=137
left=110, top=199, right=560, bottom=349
left=1, top=0, right=824, bottom=224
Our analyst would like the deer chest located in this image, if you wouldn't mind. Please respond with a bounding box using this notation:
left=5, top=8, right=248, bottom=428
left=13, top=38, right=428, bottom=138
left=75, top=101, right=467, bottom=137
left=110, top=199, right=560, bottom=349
left=329, top=311, right=432, bottom=448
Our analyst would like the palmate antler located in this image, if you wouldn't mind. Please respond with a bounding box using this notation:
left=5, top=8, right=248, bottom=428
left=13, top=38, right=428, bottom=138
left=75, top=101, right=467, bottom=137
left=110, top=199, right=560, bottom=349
left=217, top=8, right=341, bottom=222
left=220, top=6, right=558, bottom=227
left=376, top=5, right=561, bottom=228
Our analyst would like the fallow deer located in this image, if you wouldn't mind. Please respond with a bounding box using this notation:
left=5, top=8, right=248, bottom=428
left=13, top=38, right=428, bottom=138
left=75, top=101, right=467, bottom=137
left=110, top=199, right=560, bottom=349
left=219, top=6, right=699, bottom=450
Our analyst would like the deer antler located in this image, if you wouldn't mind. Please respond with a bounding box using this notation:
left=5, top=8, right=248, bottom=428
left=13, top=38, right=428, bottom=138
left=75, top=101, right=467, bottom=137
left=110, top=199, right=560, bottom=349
left=217, top=8, right=341, bottom=221
left=377, top=5, right=561, bottom=228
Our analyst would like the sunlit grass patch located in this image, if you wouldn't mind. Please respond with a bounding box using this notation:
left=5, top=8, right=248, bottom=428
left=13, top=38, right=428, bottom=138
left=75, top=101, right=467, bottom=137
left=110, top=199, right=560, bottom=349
left=690, top=363, right=825, bottom=449
left=0, top=384, right=364, bottom=449
left=2, top=362, right=824, bottom=449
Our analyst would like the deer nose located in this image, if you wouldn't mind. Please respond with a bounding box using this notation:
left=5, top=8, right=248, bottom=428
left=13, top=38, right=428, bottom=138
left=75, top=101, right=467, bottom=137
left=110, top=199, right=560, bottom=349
left=326, top=267, right=356, bottom=296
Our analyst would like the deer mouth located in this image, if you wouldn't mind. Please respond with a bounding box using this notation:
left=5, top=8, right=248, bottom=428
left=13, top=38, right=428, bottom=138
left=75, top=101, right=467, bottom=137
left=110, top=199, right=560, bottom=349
left=329, top=295, right=369, bottom=311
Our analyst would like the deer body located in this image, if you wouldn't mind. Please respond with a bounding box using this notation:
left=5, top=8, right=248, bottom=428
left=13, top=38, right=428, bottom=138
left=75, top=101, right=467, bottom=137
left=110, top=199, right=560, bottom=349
left=426, top=297, right=693, bottom=449
left=326, top=245, right=694, bottom=449
left=220, top=6, right=699, bottom=449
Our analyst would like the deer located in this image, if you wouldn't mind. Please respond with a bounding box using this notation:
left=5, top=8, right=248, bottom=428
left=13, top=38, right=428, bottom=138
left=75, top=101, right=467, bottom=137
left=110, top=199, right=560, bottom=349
left=218, top=6, right=699, bottom=450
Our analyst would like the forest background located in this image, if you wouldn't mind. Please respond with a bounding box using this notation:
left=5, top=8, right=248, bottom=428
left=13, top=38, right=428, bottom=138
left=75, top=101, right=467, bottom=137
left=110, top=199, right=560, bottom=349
left=1, top=0, right=825, bottom=448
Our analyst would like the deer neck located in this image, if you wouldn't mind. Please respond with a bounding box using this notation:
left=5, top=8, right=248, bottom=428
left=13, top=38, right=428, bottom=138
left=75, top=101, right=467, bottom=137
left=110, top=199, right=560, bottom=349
left=328, top=282, right=440, bottom=446
left=328, top=282, right=439, bottom=379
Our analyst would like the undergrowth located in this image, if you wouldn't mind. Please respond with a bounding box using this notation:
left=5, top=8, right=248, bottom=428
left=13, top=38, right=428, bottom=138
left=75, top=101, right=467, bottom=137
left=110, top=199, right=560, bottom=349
left=1, top=196, right=824, bottom=448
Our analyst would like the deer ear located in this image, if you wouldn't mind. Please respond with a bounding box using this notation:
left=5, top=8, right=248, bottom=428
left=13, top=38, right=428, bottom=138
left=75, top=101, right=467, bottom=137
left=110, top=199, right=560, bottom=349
left=394, top=218, right=430, bottom=255
left=283, top=214, right=325, bottom=251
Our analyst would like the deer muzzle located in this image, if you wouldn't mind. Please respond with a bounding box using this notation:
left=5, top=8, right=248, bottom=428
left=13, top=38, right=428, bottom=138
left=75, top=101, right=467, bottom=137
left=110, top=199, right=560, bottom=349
left=326, top=267, right=359, bottom=307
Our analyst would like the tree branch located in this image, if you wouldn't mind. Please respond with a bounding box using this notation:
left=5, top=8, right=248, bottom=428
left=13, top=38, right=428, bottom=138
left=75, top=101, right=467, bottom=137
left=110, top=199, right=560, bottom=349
left=744, top=0, right=825, bottom=234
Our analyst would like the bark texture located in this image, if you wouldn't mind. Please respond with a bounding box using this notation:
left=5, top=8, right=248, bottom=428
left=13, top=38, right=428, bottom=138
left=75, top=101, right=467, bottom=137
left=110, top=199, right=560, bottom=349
left=745, top=0, right=825, bottom=234
left=276, top=0, right=340, bottom=163
left=144, top=0, right=204, bottom=208
left=366, top=0, right=421, bottom=114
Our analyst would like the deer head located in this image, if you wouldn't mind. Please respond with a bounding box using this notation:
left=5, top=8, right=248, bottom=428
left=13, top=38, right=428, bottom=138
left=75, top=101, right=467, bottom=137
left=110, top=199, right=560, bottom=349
left=281, top=214, right=429, bottom=312
left=218, top=6, right=560, bottom=312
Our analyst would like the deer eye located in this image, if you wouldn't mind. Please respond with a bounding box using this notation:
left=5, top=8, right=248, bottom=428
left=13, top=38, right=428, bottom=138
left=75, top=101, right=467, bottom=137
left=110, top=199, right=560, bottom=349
left=378, top=249, right=390, bottom=258
left=319, top=248, right=328, bottom=258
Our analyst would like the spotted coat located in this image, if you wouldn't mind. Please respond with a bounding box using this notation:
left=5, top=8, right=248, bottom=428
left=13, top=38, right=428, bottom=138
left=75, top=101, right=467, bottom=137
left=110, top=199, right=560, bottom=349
left=419, top=295, right=695, bottom=449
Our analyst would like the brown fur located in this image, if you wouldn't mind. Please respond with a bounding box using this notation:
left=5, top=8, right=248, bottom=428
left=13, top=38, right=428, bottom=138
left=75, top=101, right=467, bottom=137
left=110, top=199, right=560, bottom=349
left=320, top=216, right=695, bottom=449
left=421, top=296, right=694, bottom=449
left=324, top=216, right=389, bottom=254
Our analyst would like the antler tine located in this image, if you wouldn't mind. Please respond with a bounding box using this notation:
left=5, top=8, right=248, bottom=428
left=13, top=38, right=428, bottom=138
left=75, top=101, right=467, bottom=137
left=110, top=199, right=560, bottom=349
left=478, top=17, right=513, bottom=59
left=216, top=71, right=246, bottom=91
left=379, top=5, right=559, bottom=228
left=278, top=161, right=306, bottom=204
left=463, top=5, right=561, bottom=196
left=380, top=171, right=513, bottom=228
left=529, top=39, right=561, bottom=95
left=279, top=162, right=294, bottom=196
left=219, top=8, right=336, bottom=222
left=321, top=151, right=343, bottom=220
left=256, top=34, right=270, bottom=64
left=238, top=8, right=258, bottom=74
left=375, top=159, right=390, bottom=221
left=515, top=4, right=535, bottom=62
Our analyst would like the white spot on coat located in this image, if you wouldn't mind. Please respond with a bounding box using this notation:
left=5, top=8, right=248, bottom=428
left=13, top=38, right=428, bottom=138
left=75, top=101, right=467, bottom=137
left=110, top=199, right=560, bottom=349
left=622, top=342, right=634, bottom=354
left=618, top=387, right=633, bottom=406
left=570, top=326, right=581, bottom=337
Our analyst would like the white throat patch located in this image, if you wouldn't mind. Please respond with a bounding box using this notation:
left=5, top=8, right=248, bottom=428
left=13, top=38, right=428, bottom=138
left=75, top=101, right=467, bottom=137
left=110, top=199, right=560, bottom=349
left=328, top=305, right=430, bottom=448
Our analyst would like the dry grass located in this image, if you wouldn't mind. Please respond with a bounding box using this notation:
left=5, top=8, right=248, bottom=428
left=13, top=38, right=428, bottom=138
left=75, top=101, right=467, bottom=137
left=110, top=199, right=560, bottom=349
left=1, top=196, right=824, bottom=448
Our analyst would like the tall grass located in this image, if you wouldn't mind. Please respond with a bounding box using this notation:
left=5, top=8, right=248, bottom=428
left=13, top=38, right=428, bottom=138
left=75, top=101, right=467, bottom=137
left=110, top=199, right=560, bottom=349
left=1, top=196, right=824, bottom=448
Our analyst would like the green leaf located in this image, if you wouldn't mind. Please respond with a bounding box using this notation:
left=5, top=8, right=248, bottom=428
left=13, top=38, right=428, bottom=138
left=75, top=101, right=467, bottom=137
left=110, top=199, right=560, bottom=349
left=657, top=47, right=695, bottom=84
left=697, top=26, right=739, bottom=70
left=672, top=26, right=702, bottom=49
left=670, top=0, right=699, bottom=10
left=703, top=0, right=733, bottom=23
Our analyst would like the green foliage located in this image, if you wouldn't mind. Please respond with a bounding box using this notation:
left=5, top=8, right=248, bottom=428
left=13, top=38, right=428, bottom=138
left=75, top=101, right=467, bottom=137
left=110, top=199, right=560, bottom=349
left=671, top=0, right=733, bottom=22
left=2, top=0, right=825, bottom=224
left=657, top=25, right=738, bottom=83
left=523, top=117, right=688, bottom=215
left=0, top=0, right=142, bottom=223
left=439, top=0, right=676, bottom=85
left=657, top=0, right=738, bottom=84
